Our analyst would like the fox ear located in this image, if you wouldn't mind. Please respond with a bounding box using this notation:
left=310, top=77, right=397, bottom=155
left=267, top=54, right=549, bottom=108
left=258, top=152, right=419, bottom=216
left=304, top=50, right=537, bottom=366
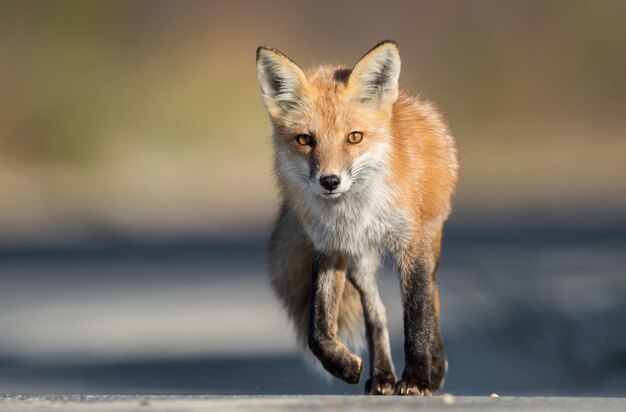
left=256, top=46, right=307, bottom=117
left=347, top=40, right=401, bottom=109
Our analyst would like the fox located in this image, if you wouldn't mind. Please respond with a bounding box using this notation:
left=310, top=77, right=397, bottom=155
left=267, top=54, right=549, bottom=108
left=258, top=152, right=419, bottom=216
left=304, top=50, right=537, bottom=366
left=256, top=40, right=458, bottom=396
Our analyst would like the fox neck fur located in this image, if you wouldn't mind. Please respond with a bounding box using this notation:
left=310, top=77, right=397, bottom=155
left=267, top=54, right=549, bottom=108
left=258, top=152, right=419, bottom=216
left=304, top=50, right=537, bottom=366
left=277, top=140, right=412, bottom=257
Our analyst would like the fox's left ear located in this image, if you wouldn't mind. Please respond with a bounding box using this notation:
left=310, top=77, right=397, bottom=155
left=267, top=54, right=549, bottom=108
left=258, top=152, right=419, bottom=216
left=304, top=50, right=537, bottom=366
left=347, top=40, right=401, bottom=109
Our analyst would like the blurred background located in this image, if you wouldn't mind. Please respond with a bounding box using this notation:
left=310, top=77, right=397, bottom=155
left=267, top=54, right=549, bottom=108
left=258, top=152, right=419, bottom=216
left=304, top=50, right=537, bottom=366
left=0, top=0, right=624, bottom=396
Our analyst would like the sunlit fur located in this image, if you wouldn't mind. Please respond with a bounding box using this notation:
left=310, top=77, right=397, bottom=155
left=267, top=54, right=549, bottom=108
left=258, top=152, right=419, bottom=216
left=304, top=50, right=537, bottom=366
left=260, top=41, right=459, bottom=394
left=262, top=61, right=457, bottom=256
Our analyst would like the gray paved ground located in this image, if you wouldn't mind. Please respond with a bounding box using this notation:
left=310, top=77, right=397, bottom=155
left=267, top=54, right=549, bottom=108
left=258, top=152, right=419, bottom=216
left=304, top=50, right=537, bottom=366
left=2, top=395, right=626, bottom=412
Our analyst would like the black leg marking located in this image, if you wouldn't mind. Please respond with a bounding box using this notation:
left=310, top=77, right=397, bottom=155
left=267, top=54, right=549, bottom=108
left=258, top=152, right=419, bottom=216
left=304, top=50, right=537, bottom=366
left=395, top=259, right=435, bottom=396
left=308, top=253, right=362, bottom=384
left=430, top=318, right=446, bottom=391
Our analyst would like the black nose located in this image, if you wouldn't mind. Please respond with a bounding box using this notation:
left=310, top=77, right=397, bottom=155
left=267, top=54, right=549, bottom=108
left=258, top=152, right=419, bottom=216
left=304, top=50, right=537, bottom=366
left=319, top=175, right=341, bottom=191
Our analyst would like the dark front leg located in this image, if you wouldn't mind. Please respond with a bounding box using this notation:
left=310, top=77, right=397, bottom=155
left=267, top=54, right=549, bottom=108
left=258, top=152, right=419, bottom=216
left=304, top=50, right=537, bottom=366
left=395, top=258, right=435, bottom=396
left=308, top=253, right=363, bottom=384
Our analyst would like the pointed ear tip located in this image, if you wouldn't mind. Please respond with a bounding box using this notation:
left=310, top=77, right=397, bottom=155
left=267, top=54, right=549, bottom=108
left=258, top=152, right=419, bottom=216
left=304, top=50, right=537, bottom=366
left=375, top=40, right=399, bottom=51
left=256, top=45, right=271, bottom=60
left=362, top=40, right=400, bottom=59
left=257, top=45, right=286, bottom=62
left=378, top=39, right=398, bottom=47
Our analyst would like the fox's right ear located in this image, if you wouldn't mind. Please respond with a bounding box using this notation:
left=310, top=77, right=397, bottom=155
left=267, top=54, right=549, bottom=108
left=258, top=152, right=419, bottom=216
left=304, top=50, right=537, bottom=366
left=256, top=46, right=307, bottom=117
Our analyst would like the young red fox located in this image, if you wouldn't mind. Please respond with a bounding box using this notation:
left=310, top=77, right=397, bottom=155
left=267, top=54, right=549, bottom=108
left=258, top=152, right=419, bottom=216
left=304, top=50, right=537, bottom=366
left=256, top=40, right=458, bottom=396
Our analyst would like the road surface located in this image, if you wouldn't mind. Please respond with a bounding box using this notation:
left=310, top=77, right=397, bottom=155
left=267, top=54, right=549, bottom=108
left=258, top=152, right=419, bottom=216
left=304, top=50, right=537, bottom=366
left=2, top=395, right=626, bottom=412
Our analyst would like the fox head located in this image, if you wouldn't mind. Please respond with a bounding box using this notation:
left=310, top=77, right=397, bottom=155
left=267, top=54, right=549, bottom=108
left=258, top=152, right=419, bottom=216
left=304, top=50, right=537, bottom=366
left=256, top=41, right=401, bottom=200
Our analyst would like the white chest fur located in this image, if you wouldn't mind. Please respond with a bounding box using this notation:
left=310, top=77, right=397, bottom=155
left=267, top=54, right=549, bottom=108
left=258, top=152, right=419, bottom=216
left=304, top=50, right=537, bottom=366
left=300, top=182, right=410, bottom=256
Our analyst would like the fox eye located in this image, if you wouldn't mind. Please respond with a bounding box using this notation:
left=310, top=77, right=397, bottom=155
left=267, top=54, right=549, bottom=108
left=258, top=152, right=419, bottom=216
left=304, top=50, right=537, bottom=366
left=347, top=131, right=363, bottom=144
left=296, top=134, right=312, bottom=146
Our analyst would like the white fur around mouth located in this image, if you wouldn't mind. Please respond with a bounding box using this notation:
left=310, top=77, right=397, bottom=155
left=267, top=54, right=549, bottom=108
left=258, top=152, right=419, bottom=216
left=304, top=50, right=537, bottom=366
left=322, top=192, right=343, bottom=199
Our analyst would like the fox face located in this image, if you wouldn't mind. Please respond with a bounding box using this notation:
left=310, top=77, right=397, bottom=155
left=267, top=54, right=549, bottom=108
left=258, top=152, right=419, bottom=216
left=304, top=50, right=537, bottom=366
left=256, top=41, right=401, bottom=200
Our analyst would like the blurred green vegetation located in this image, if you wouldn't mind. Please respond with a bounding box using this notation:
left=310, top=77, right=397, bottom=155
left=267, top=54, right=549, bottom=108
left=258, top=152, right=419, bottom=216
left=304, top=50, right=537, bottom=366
left=1, top=2, right=268, bottom=164
left=0, top=0, right=625, bottom=243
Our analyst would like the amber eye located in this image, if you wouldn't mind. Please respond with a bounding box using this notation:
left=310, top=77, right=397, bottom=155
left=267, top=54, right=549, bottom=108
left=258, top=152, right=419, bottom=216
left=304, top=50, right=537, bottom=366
left=347, top=131, right=363, bottom=144
left=296, top=134, right=312, bottom=146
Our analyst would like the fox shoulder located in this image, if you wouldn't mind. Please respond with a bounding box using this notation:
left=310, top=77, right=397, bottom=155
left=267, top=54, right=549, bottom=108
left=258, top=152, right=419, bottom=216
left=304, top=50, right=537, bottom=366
left=389, top=93, right=459, bottom=222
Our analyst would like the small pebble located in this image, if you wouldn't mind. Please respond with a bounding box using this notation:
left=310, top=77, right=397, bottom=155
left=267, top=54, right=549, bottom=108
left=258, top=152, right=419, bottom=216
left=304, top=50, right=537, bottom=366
left=441, top=393, right=456, bottom=405
left=490, top=393, right=500, bottom=398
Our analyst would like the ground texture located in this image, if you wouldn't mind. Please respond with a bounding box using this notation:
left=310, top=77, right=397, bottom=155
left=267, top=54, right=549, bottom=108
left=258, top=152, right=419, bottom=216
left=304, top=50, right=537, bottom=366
left=2, top=395, right=626, bottom=412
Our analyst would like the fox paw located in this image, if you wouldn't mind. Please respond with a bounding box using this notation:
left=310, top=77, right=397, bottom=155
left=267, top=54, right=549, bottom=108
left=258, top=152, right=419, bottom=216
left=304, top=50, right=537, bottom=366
left=393, top=379, right=431, bottom=396
left=365, top=373, right=395, bottom=395
left=329, top=353, right=363, bottom=384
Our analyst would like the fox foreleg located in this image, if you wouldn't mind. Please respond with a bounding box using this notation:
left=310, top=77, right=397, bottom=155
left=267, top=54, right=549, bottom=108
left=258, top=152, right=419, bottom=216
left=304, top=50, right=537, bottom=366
left=307, top=253, right=363, bottom=384
left=394, top=254, right=435, bottom=396
left=348, top=252, right=396, bottom=395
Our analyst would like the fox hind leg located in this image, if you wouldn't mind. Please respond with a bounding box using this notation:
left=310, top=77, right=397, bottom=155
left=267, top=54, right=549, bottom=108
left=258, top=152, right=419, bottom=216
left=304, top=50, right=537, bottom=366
left=430, top=282, right=447, bottom=391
